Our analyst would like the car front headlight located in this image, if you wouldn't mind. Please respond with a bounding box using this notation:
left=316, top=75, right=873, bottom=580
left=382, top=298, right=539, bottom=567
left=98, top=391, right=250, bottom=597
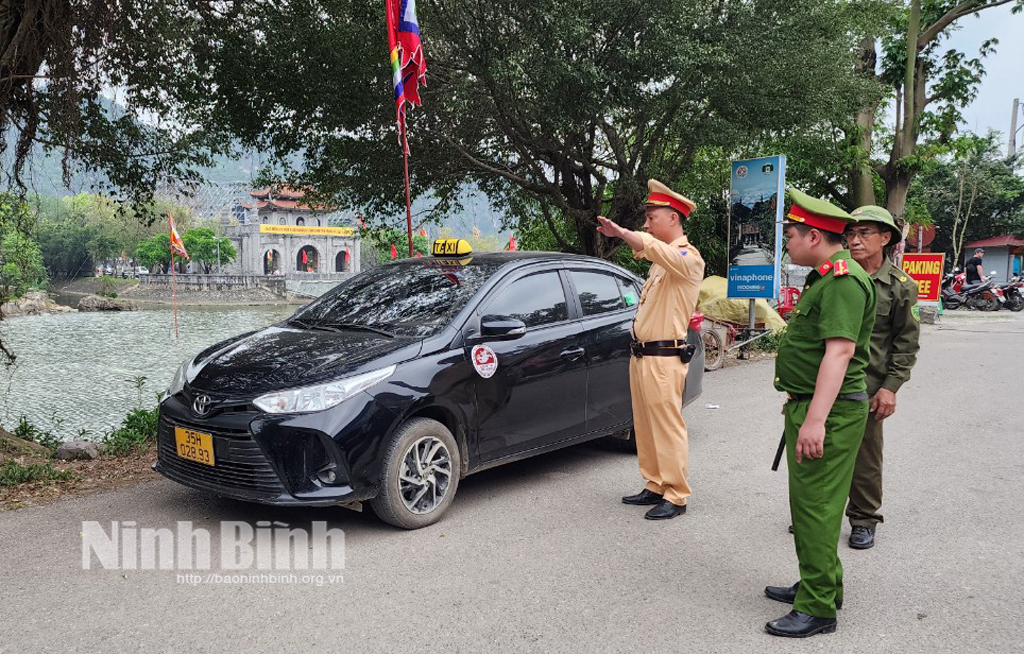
left=166, top=359, right=190, bottom=398
left=253, top=365, right=396, bottom=414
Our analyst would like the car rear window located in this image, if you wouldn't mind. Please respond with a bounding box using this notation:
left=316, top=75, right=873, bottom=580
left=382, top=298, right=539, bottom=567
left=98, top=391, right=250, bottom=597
left=570, top=270, right=628, bottom=316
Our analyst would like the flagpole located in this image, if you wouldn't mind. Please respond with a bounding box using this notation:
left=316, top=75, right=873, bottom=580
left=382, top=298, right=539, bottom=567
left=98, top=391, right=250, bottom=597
left=169, top=214, right=179, bottom=340
left=401, top=118, right=414, bottom=257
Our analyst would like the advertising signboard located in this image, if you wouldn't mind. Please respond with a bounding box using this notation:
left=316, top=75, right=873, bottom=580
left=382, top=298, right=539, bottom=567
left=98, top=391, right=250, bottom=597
left=728, top=155, right=786, bottom=298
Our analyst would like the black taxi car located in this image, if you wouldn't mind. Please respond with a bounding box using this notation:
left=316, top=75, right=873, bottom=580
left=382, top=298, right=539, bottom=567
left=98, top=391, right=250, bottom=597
left=155, top=240, right=704, bottom=528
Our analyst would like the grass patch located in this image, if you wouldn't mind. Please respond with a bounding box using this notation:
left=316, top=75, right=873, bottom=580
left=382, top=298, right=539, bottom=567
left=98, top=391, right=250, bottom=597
left=750, top=328, right=786, bottom=352
left=0, top=459, right=75, bottom=486
left=13, top=416, right=63, bottom=454
left=100, top=406, right=159, bottom=456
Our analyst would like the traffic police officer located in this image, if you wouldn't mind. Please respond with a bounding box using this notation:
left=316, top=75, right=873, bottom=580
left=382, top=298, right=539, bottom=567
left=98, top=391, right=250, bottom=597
left=764, top=189, right=876, bottom=637
left=596, top=180, right=705, bottom=520
left=844, top=206, right=920, bottom=549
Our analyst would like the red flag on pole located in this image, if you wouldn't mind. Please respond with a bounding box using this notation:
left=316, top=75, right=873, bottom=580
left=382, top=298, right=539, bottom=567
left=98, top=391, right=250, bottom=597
left=508, top=236, right=518, bottom=251
left=167, top=213, right=189, bottom=340
left=387, top=0, right=426, bottom=258
left=169, top=213, right=189, bottom=259
left=390, top=244, right=398, bottom=258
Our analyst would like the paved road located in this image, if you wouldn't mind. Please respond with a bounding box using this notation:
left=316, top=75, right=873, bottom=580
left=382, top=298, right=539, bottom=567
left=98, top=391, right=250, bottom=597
left=2, top=311, right=1022, bottom=654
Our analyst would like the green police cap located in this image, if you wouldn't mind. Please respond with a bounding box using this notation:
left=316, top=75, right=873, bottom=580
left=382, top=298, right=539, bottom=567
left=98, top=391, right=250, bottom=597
left=784, top=188, right=854, bottom=234
left=850, top=205, right=902, bottom=241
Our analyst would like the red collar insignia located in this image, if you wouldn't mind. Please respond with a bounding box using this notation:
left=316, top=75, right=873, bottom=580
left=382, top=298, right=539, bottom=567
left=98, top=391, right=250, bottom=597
left=817, top=261, right=832, bottom=276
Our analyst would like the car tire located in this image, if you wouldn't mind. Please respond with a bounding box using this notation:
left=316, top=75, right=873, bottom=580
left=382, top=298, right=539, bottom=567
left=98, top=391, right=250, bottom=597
left=370, top=418, right=461, bottom=530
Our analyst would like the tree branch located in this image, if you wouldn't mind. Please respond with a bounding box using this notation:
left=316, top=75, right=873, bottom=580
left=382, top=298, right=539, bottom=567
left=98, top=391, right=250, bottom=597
left=917, top=0, right=1014, bottom=48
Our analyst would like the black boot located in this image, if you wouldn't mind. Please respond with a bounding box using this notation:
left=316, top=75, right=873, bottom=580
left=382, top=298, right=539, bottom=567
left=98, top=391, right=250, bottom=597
left=764, top=581, right=843, bottom=610
left=849, top=525, right=875, bottom=549
left=621, top=489, right=662, bottom=505
left=765, top=611, right=837, bottom=638
left=644, top=500, right=687, bottom=520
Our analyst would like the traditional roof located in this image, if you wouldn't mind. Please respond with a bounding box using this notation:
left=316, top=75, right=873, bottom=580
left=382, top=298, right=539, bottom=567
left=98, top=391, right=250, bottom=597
left=245, top=186, right=321, bottom=211
left=249, top=186, right=306, bottom=201
left=966, top=235, right=1024, bottom=248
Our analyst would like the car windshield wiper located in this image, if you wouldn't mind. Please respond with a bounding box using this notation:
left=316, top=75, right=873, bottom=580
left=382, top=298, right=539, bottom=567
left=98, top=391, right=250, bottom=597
left=321, top=322, right=396, bottom=338
left=287, top=318, right=315, bottom=329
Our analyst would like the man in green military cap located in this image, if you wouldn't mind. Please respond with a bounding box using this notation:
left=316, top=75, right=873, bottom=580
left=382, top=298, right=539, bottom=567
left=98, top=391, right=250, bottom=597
left=763, top=188, right=876, bottom=638
left=842, top=206, right=920, bottom=549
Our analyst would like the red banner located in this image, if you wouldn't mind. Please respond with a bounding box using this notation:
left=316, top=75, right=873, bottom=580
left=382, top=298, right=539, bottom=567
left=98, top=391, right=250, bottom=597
left=901, top=253, right=945, bottom=302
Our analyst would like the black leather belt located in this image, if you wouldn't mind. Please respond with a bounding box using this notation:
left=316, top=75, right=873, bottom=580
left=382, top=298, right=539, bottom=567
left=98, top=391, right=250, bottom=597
left=786, top=392, right=869, bottom=402
left=771, top=391, right=870, bottom=471
left=630, top=339, right=695, bottom=363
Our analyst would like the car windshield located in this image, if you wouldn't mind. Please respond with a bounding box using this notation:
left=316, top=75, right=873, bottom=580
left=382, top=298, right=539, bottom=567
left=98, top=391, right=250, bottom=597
left=292, top=261, right=502, bottom=338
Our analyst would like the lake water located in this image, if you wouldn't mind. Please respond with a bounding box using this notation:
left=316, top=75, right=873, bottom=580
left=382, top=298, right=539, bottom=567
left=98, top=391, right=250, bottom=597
left=0, top=303, right=296, bottom=439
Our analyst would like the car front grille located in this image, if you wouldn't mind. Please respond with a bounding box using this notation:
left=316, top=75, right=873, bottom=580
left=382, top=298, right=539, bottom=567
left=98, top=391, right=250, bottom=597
left=157, top=416, right=286, bottom=498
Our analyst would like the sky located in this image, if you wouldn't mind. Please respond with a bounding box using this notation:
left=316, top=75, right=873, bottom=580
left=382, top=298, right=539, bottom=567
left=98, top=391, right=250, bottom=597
left=944, top=4, right=1024, bottom=145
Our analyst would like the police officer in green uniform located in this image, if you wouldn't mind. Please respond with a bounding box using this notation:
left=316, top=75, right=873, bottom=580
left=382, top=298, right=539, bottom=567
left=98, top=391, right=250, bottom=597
left=843, top=206, right=920, bottom=550
left=763, top=189, right=876, bottom=638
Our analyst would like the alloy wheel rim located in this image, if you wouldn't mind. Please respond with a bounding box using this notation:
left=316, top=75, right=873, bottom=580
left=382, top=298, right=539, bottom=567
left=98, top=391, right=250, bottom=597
left=399, top=436, right=452, bottom=514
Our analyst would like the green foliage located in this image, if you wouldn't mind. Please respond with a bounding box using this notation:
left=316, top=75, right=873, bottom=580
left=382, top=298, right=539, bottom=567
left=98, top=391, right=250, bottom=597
left=909, top=131, right=1024, bottom=264
left=100, top=406, right=160, bottom=456
left=181, top=227, right=237, bottom=273
left=13, top=416, right=63, bottom=455
left=136, top=233, right=173, bottom=271
left=361, top=226, right=431, bottom=262
left=0, top=460, right=75, bottom=487
left=751, top=328, right=787, bottom=352
left=33, top=193, right=195, bottom=281
left=99, top=278, right=119, bottom=299
left=165, top=0, right=883, bottom=259
left=0, top=231, right=48, bottom=298
left=0, top=3, right=223, bottom=204
left=136, top=225, right=234, bottom=273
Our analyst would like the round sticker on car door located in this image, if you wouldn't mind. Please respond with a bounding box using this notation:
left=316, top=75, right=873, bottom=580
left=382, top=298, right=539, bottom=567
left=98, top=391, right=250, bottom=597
left=471, top=345, right=498, bottom=379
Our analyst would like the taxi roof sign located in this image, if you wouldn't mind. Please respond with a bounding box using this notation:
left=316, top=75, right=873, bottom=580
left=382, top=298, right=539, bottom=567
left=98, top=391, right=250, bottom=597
left=432, top=238, right=473, bottom=257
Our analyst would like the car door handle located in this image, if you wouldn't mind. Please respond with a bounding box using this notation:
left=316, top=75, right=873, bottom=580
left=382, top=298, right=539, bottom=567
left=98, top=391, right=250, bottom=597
left=560, top=347, right=586, bottom=361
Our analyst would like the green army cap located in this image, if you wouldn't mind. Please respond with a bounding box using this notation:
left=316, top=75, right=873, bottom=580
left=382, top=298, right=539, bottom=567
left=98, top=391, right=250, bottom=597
left=784, top=188, right=854, bottom=234
left=850, top=205, right=902, bottom=242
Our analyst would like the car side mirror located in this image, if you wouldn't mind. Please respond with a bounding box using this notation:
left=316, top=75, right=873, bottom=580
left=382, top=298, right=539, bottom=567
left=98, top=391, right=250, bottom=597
left=479, top=315, right=526, bottom=341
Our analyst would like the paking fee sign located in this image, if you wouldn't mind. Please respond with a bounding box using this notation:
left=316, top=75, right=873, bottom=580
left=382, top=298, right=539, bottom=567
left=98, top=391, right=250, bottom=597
left=900, top=253, right=945, bottom=302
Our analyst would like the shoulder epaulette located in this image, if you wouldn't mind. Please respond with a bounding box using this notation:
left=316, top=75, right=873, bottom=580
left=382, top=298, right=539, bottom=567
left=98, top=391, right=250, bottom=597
left=833, top=259, right=850, bottom=276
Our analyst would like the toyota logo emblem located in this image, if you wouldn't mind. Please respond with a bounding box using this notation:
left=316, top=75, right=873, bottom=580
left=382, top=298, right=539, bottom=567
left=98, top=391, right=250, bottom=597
left=192, top=395, right=212, bottom=416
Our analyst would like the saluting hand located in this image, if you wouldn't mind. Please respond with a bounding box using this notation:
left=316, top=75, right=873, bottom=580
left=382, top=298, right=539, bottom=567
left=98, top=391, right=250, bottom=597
left=795, top=420, right=825, bottom=463
left=596, top=216, right=624, bottom=239
left=870, top=389, right=897, bottom=420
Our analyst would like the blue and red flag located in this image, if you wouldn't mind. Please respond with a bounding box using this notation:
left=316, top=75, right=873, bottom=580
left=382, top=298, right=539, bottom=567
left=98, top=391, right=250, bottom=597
left=386, top=0, right=427, bottom=131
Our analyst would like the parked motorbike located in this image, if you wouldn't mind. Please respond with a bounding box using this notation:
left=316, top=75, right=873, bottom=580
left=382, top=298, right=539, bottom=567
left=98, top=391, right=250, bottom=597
left=996, top=274, right=1024, bottom=312
left=942, top=268, right=1001, bottom=311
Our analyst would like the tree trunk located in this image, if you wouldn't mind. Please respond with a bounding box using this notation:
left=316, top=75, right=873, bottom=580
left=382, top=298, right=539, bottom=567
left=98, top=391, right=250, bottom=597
left=883, top=0, right=920, bottom=221
left=850, top=38, right=878, bottom=207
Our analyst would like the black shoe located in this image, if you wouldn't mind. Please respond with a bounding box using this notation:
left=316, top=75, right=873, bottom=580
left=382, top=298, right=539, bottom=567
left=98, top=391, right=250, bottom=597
left=765, top=611, right=837, bottom=638
left=764, top=582, right=843, bottom=610
left=621, top=489, right=663, bottom=505
left=644, top=500, right=687, bottom=520
left=849, top=526, right=875, bottom=549
left=788, top=524, right=794, bottom=534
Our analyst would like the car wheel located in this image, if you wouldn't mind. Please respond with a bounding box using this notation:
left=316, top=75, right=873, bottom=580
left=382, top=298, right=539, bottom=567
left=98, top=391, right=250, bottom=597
left=370, top=418, right=461, bottom=529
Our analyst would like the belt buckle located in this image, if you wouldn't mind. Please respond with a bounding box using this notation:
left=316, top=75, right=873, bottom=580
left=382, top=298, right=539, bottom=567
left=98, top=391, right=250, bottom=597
left=630, top=341, right=643, bottom=358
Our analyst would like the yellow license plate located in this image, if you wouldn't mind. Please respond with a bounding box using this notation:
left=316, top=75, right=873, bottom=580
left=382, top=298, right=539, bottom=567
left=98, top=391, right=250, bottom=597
left=174, top=427, right=216, bottom=466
